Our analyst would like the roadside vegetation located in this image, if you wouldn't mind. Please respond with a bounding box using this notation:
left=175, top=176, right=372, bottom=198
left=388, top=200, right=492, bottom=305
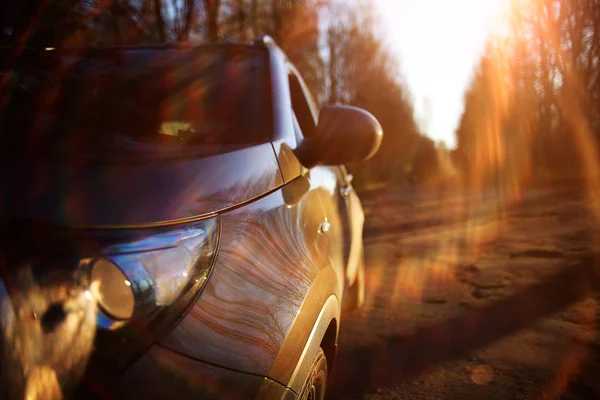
left=453, top=0, right=600, bottom=195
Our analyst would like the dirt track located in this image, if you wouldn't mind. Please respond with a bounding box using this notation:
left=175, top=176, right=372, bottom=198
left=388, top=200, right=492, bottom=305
left=329, top=184, right=600, bottom=399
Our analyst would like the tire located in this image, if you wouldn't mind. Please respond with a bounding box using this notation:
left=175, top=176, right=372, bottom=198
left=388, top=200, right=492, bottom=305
left=298, top=347, right=328, bottom=400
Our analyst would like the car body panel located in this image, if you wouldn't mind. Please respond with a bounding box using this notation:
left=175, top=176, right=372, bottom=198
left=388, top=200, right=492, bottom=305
left=0, top=143, right=283, bottom=228
left=272, top=140, right=304, bottom=184
left=160, top=165, right=345, bottom=383
left=271, top=293, right=339, bottom=393
left=267, top=43, right=296, bottom=145
left=335, top=167, right=366, bottom=285
left=115, top=345, right=296, bottom=400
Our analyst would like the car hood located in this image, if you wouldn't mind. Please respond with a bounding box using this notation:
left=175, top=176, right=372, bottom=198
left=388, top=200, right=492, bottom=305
left=0, top=143, right=283, bottom=228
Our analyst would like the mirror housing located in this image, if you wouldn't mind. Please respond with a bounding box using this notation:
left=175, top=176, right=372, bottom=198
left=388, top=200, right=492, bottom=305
left=297, top=104, right=383, bottom=167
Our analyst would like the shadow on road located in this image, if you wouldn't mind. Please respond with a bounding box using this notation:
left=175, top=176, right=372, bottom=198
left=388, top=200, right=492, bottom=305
left=329, top=254, right=600, bottom=398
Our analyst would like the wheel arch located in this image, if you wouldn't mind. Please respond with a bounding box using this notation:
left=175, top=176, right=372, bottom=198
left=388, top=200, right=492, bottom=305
left=320, top=318, right=338, bottom=375
left=265, top=265, right=342, bottom=395
left=284, top=294, right=339, bottom=394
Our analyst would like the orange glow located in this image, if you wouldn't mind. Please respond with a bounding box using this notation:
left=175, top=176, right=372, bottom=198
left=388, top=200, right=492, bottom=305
left=354, top=2, right=600, bottom=395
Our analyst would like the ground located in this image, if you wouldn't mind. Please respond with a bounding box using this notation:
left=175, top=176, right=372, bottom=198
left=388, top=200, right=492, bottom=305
left=329, top=183, right=600, bottom=399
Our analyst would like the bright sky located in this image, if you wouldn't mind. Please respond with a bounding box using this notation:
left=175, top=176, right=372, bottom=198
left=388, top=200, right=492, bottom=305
left=375, top=0, right=507, bottom=149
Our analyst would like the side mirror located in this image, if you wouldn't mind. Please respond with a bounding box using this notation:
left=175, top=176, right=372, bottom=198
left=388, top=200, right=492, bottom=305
left=297, top=104, right=383, bottom=167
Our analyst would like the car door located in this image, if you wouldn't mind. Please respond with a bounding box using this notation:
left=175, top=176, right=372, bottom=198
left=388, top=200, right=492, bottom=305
left=276, top=65, right=351, bottom=285
left=335, top=165, right=365, bottom=287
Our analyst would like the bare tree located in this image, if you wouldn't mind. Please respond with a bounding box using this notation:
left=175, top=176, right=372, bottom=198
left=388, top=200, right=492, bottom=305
left=455, top=0, right=600, bottom=187
left=153, top=0, right=167, bottom=41
left=204, top=0, right=221, bottom=42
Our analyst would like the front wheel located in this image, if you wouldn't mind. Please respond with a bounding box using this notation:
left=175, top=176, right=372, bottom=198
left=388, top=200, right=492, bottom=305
left=299, top=347, right=328, bottom=400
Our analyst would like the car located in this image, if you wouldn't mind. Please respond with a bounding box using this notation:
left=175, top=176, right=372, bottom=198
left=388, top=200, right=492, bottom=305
left=0, top=35, right=382, bottom=400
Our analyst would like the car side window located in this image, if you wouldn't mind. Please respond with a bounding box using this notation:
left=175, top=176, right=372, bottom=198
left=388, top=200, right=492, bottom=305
left=288, top=70, right=317, bottom=139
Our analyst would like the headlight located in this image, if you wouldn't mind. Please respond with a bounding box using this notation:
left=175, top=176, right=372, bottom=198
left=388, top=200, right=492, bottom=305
left=91, top=258, right=135, bottom=320
left=79, top=217, right=219, bottom=367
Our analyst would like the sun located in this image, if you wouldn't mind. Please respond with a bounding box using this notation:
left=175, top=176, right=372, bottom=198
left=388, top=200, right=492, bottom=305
left=463, top=0, right=512, bottom=37
left=485, top=0, right=518, bottom=39
left=372, top=0, right=515, bottom=148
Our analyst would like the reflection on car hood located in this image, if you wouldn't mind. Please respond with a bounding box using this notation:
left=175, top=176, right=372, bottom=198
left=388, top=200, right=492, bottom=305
left=0, top=143, right=283, bottom=228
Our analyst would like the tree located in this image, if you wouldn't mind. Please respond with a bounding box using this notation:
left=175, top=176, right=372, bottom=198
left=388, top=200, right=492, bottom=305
left=326, top=0, right=429, bottom=185
left=455, top=0, right=600, bottom=189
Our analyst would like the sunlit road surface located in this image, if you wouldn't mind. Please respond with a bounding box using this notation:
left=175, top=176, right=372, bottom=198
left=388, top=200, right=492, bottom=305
left=329, top=183, right=600, bottom=399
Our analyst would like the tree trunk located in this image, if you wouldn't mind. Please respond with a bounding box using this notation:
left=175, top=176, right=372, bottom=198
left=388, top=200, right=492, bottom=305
left=328, top=26, right=338, bottom=103
left=204, top=0, right=221, bottom=42
left=251, top=0, right=258, bottom=37
left=271, top=0, right=281, bottom=41
left=178, top=0, right=195, bottom=41
left=153, top=0, right=166, bottom=42
left=235, top=0, right=246, bottom=41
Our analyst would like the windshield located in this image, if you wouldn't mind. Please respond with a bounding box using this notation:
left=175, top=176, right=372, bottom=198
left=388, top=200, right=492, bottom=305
left=0, top=46, right=271, bottom=160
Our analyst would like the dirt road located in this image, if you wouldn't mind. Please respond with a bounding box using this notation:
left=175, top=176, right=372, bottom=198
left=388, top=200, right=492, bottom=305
left=329, top=184, right=600, bottom=399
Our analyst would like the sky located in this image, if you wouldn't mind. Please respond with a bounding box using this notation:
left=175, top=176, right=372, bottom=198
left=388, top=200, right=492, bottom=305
left=374, top=0, right=508, bottom=149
